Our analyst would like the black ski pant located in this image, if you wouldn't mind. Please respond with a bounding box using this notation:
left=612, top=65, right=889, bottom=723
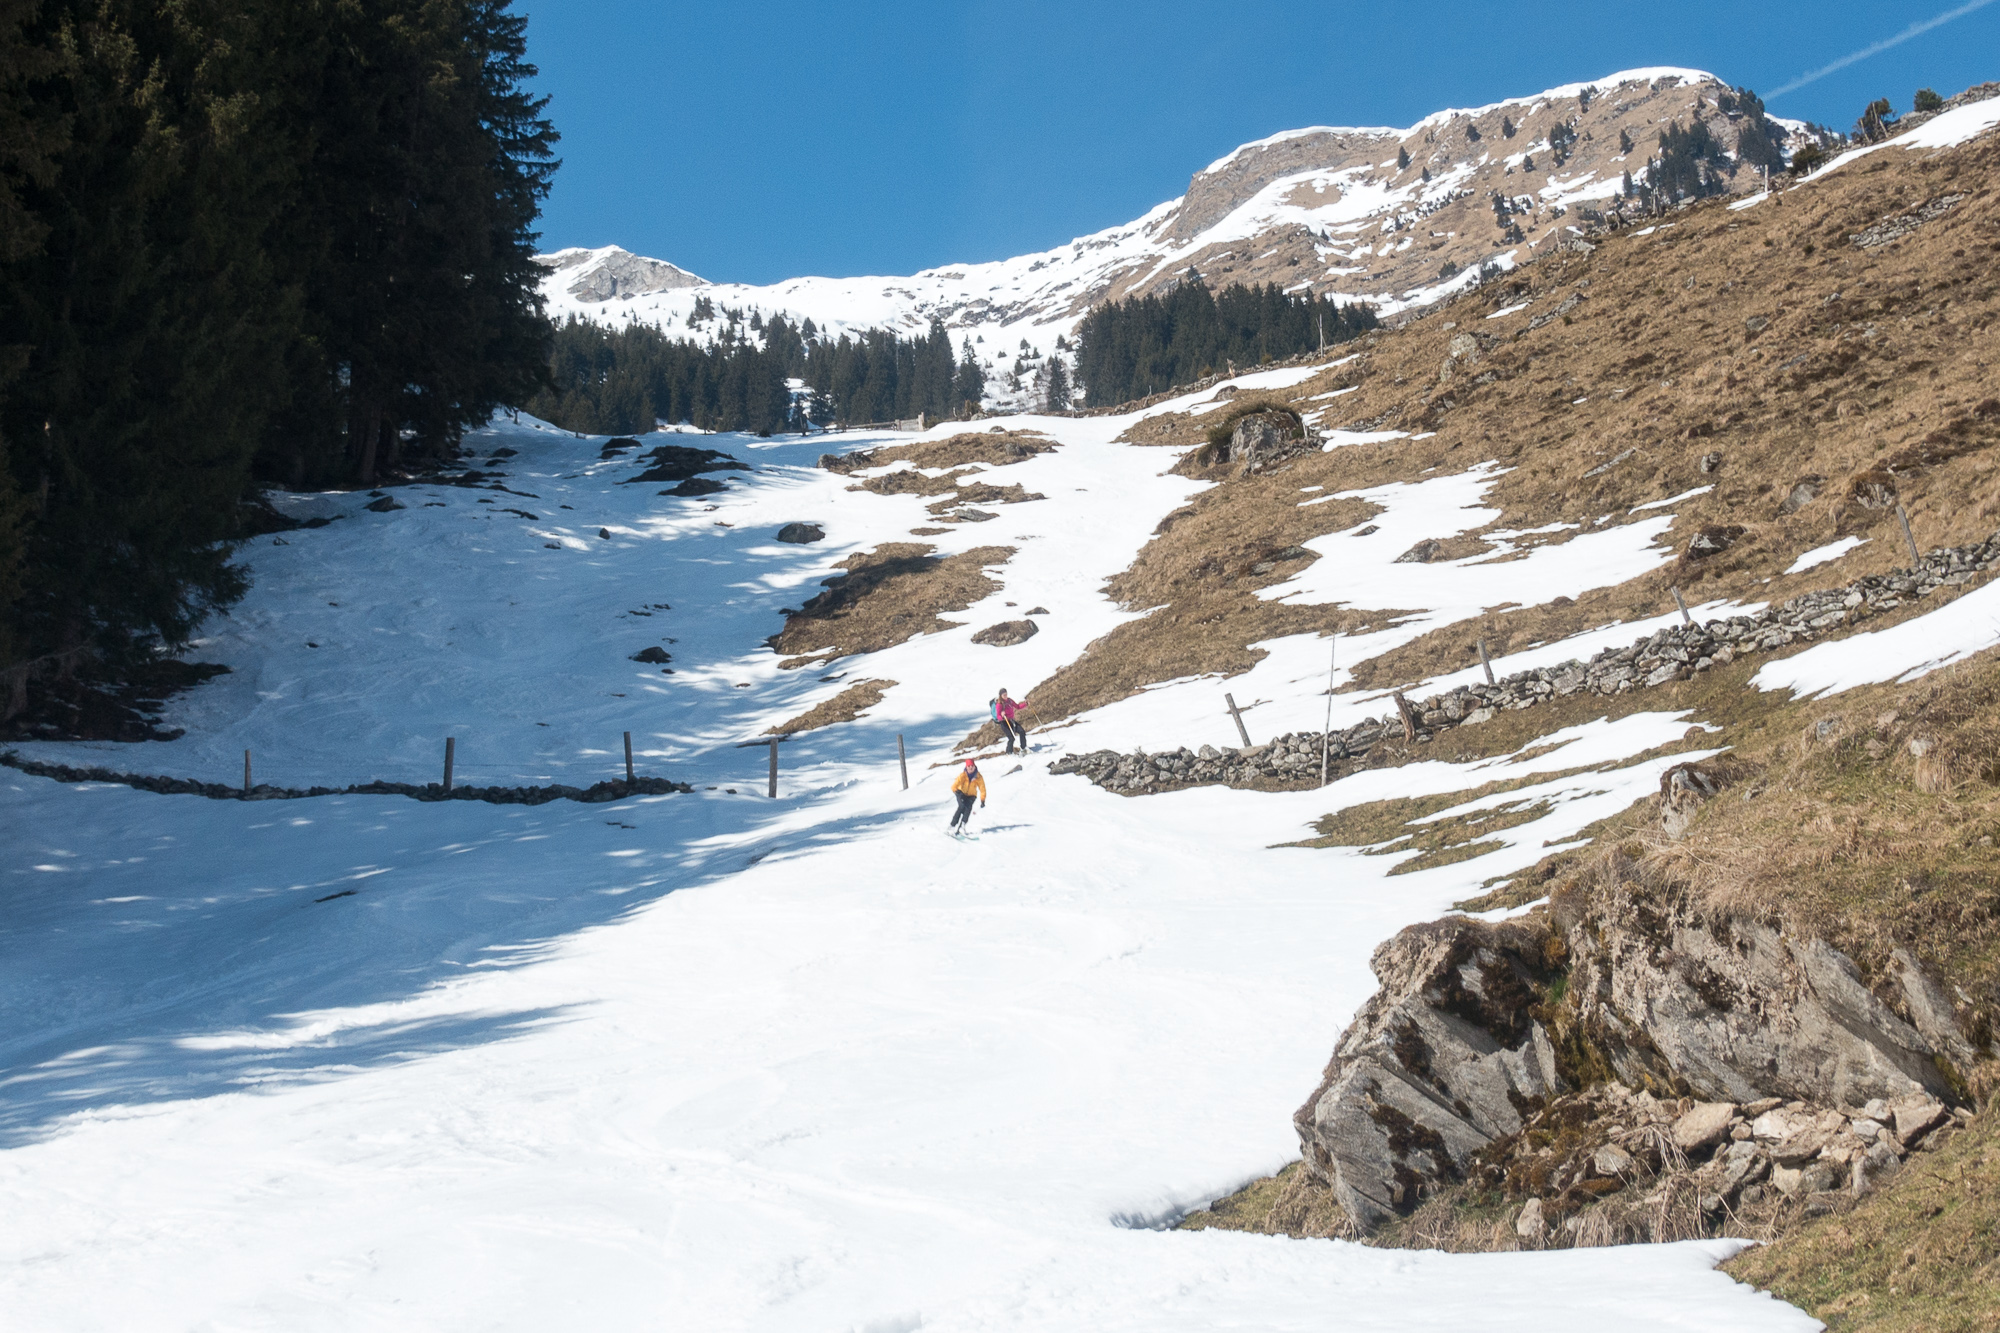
left=1001, top=719, right=1027, bottom=752
left=951, top=792, right=976, bottom=829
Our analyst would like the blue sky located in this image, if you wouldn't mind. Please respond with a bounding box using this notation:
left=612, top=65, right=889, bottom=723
left=523, top=1, right=1999, bottom=284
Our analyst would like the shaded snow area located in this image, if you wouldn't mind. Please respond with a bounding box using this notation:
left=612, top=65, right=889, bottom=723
left=0, top=403, right=1817, bottom=1329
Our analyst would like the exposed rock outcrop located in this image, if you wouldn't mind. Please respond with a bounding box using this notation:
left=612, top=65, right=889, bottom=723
left=1291, top=866, right=1982, bottom=1233
left=538, top=246, right=706, bottom=302
left=971, top=619, right=1038, bottom=646
left=1293, top=916, right=1562, bottom=1228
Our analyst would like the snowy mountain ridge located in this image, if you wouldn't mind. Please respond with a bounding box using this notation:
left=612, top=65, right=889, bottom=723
left=537, top=65, right=1791, bottom=386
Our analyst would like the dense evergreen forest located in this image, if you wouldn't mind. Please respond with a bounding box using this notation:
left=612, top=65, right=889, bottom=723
left=527, top=314, right=986, bottom=436
left=1072, top=277, right=1378, bottom=408
left=0, top=0, right=556, bottom=701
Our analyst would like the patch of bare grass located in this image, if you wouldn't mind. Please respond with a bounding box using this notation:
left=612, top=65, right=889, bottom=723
left=770, top=543, right=1014, bottom=668
left=1176, top=1161, right=1353, bottom=1239
left=767, top=679, right=897, bottom=735
left=819, top=430, right=1054, bottom=475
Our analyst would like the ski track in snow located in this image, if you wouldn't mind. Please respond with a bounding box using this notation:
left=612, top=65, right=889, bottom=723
left=0, top=393, right=1823, bottom=1329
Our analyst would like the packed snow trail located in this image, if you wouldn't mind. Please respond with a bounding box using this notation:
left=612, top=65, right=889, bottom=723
left=1, top=404, right=1817, bottom=1329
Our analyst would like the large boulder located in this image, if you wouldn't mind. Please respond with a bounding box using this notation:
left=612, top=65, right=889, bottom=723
left=1228, top=411, right=1315, bottom=472
left=776, top=522, right=825, bottom=544
left=1294, top=916, right=1565, bottom=1230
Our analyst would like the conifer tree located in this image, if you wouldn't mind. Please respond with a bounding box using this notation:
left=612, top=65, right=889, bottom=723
left=953, top=337, right=984, bottom=415
left=1044, top=357, right=1070, bottom=412
left=1, top=0, right=298, bottom=672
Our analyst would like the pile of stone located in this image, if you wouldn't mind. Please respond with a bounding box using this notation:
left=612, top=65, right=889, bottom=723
left=0, top=751, right=690, bottom=806
left=1052, top=531, right=2000, bottom=796
left=1504, top=1085, right=1966, bottom=1247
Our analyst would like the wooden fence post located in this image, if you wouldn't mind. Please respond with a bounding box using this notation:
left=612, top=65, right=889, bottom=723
left=243, top=749, right=252, bottom=794
left=1224, top=692, right=1253, bottom=748
left=443, top=736, right=455, bottom=794
left=1477, top=638, right=1495, bottom=685
left=1897, top=504, right=1921, bottom=564
left=1670, top=586, right=1691, bottom=626
left=898, top=734, right=909, bottom=790
left=624, top=731, right=635, bottom=784
left=1393, top=690, right=1418, bottom=742
left=768, top=737, right=779, bottom=799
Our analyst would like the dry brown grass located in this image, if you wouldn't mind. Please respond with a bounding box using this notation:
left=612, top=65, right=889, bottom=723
left=766, top=679, right=897, bottom=735
left=770, top=543, right=1014, bottom=669
left=1625, top=654, right=2000, bottom=1007
left=1176, top=1161, right=1355, bottom=1240
left=1014, top=127, right=2000, bottom=728
left=819, top=429, right=1054, bottom=475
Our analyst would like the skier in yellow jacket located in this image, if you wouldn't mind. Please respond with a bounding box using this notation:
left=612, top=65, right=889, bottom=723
left=949, top=758, right=986, bottom=836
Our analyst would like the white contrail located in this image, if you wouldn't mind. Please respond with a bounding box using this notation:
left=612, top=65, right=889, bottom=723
left=1768, top=0, right=2000, bottom=98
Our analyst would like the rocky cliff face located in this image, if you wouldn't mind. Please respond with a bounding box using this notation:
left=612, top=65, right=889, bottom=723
left=536, top=246, right=707, bottom=303
left=1292, top=857, right=1982, bottom=1232
left=535, top=69, right=1796, bottom=361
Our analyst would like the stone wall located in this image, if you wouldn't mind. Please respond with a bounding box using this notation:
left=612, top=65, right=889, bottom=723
left=1051, top=532, right=2000, bottom=796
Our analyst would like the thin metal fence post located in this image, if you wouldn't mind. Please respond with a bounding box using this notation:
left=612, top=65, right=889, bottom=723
left=1670, top=586, right=1691, bottom=626
left=243, top=750, right=252, bottom=794
left=1477, top=638, right=1495, bottom=685
left=768, top=737, right=779, bottom=799
left=443, top=737, right=455, bottom=794
left=1319, top=638, right=1337, bottom=788
left=1897, top=504, right=1921, bottom=564
left=624, top=731, right=635, bottom=784
left=898, top=734, right=909, bottom=790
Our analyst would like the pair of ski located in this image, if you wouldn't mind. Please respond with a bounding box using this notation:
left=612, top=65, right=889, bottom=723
left=945, top=828, right=980, bottom=842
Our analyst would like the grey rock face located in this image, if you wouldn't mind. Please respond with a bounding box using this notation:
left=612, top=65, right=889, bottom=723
left=1776, top=475, right=1824, bottom=516
left=971, top=620, right=1039, bottom=647
left=1394, top=538, right=1445, bottom=564
left=1294, top=916, right=1563, bottom=1229
left=1559, top=878, right=1962, bottom=1110
left=1227, top=411, right=1314, bottom=472
left=1289, top=876, right=1975, bottom=1233
left=776, top=522, right=826, bottom=544
left=543, top=247, right=706, bottom=302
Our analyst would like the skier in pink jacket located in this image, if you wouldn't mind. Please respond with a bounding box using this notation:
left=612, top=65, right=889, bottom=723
left=994, top=688, right=1029, bottom=754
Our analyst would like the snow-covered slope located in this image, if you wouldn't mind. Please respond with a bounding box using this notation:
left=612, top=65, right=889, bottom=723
left=538, top=66, right=1795, bottom=404
left=1, top=381, right=1833, bottom=1328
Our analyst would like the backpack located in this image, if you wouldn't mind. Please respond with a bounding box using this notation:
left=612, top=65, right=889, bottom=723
left=990, top=697, right=999, bottom=721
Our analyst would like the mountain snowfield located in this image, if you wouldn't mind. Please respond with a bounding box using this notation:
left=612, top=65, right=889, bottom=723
left=537, top=65, right=1791, bottom=410
left=13, top=94, right=2000, bottom=1333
